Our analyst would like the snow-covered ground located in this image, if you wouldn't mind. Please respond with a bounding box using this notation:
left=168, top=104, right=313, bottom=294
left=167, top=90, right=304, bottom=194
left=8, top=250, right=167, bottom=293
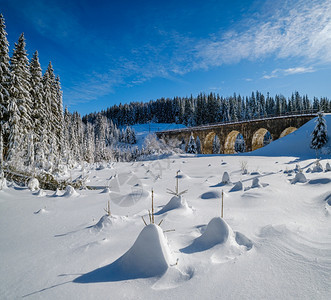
left=1, top=117, right=331, bottom=299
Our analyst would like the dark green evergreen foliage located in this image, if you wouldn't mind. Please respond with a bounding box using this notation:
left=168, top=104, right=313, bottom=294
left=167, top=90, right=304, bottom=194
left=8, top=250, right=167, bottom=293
left=310, top=112, right=328, bottom=151
left=83, top=91, right=330, bottom=129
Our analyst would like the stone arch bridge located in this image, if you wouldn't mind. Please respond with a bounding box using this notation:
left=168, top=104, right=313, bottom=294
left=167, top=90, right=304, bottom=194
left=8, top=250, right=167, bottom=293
left=156, top=114, right=316, bottom=154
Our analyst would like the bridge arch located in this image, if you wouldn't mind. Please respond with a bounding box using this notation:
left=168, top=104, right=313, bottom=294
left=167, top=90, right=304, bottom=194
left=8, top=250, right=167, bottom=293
left=251, top=128, right=273, bottom=151
left=203, top=132, right=217, bottom=154
left=224, top=130, right=243, bottom=154
left=279, top=127, right=297, bottom=138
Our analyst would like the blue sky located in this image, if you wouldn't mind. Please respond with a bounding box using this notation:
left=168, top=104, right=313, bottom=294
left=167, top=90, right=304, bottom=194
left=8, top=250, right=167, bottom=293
left=1, top=0, right=331, bottom=115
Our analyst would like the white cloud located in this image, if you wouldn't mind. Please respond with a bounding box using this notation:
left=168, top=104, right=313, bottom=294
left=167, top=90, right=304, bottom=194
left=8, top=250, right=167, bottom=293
left=263, top=66, right=315, bottom=79
left=194, top=0, right=331, bottom=69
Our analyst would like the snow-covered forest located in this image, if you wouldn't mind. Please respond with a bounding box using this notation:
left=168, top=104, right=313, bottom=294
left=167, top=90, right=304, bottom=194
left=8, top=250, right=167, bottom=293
left=84, top=90, right=331, bottom=127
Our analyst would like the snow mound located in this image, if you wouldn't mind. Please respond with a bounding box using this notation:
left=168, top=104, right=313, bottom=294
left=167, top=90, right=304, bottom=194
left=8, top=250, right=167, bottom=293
left=251, top=177, right=261, bottom=188
left=156, top=195, right=189, bottom=214
left=181, top=217, right=231, bottom=253
left=63, top=185, right=79, bottom=197
left=51, top=188, right=63, bottom=197
left=312, top=163, right=323, bottom=173
left=325, top=162, right=331, bottom=172
left=100, top=187, right=110, bottom=193
left=230, top=181, right=243, bottom=192
left=75, top=224, right=174, bottom=282
left=35, top=189, right=45, bottom=197
left=93, top=214, right=125, bottom=230
left=221, top=172, right=231, bottom=184
left=291, top=172, right=307, bottom=184
left=34, top=208, right=48, bottom=214
left=28, top=178, right=39, bottom=191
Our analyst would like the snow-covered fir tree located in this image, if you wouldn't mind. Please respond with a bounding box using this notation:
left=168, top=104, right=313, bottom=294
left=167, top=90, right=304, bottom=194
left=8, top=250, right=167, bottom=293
left=187, top=134, right=197, bottom=154
left=310, top=112, right=328, bottom=154
left=0, top=14, right=11, bottom=142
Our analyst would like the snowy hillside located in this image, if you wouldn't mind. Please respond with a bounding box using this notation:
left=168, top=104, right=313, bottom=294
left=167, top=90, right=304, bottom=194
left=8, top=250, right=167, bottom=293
left=251, top=114, right=331, bottom=157
left=0, top=117, right=330, bottom=299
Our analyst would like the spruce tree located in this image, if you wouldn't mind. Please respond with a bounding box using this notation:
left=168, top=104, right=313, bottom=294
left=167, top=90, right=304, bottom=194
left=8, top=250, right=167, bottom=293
left=30, top=51, right=45, bottom=164
left=10, top=33, right=33, bottom=134
left=187, top=134, right=197, bottom=154
left=310, top=112, right=328, bottom=155
left=0, top=14, right=11, bottom=139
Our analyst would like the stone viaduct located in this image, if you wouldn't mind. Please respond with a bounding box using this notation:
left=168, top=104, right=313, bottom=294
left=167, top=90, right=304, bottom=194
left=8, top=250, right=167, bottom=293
left=156, top=114, right=316, bottom=154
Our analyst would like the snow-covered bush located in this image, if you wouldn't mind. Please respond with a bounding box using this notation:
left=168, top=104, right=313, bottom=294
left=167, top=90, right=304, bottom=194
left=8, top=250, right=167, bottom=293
left=0, top=174, right=7, bottom=190
left=28, top=178, right=39, bottom=191
left=291, top=172, right=307, bottom=184
left=312, top=160, right=323, bottom=173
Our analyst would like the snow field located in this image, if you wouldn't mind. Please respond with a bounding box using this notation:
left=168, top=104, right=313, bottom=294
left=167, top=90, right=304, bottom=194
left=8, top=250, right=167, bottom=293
left=0, top=115, right=331, bottom=299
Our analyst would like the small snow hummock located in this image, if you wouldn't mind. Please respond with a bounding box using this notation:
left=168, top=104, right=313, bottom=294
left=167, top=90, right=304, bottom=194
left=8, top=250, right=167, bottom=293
left=230, top=181, right=243, bottom=192
left=325, top=162, right=331, bottom=172
left=63, top=185, right=79, bottom=197
left=221, top=171, right=231, bottom=184
left=156, top=195, right=188, bottom=215
left=312, top=162, right=323, bottom=173
left=251, top=177, right=261, bottom=188
left=101, top=187, right=111, bottom=193
left=35, top=189, right=45, bottom=197
left=291, top=172, right=307, bottom=184
left=181, top=217, right=230, bottom=253
left=28, top=178, right=39, bottom=191
left=93, top=214, right=125, bottom=230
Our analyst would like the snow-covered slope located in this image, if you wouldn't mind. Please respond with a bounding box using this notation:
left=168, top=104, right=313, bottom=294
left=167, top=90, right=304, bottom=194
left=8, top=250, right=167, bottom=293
left=251, top=114, right=331, bottom=157
left=0, top=117, right=330, bottom=299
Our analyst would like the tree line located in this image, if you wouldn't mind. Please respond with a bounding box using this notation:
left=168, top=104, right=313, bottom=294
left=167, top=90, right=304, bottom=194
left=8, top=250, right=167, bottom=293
left=84, top=91, right=330, bottom=127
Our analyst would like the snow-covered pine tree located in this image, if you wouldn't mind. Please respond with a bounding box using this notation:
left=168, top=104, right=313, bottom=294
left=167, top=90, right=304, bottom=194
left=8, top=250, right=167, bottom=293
left=6, top=97, right=21, bottom=169
left=29, top=50, right=45, bottom=164
left=0, top=14, right=11, bottom=144
left=10, top=33, right=33, bottom=166
left=310, top=111, right=328, bottom=155
left=212, top=135, right=221, bottom=154
left=187, top=134, right=197, bottom=154
left=83, top=122, right=95, bottom=163
left=54, top=75, right=64, bottom=158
